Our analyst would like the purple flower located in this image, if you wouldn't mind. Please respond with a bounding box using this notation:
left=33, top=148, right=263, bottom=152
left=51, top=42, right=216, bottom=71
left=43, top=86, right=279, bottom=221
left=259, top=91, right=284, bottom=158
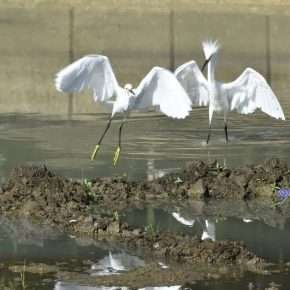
left=278, top=188, right=290, bottom=199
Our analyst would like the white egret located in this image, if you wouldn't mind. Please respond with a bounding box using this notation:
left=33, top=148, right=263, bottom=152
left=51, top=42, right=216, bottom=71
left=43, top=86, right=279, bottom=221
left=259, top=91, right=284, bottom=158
left=55, top=55, right=192, bottom=165
left=175, top=40, right=285, bottom=143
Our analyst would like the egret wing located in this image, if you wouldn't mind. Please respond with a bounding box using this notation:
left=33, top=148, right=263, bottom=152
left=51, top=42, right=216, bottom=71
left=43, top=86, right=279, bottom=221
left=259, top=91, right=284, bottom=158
left=134, top=67, right=192, bottom=119
left=223, top=68, right=285, bottom=120
left=55, top=55, right=119, bottom=102
left=174, top=60, right=210, bottom=106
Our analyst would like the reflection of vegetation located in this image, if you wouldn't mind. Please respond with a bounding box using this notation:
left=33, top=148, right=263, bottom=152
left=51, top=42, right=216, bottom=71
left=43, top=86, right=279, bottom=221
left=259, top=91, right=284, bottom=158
left=20, top=261, right=26, bottom=290
left=0, top=261, right=58, bottom=290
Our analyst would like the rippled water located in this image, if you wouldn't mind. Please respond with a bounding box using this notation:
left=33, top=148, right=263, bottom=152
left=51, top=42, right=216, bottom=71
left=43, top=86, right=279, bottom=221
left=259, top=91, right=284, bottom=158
left=0, top=111, right=289, bottom=182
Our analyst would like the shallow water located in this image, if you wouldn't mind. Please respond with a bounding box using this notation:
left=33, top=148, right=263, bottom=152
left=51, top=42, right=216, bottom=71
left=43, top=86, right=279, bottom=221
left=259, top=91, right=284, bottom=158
left=123, top=206, right=290, bottom=263
left=2, top=206, right=290, bottom=289
left=0, top=111, right=289, bottom=182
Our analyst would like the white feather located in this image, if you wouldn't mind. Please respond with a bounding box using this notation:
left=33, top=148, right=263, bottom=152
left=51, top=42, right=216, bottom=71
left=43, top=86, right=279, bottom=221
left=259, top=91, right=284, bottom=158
left=174, top=60, right=210, bottom=106
left=202, top=40, right=220, bottom=60
left=55, top=55, right=120, bottom=102
left=223, top=68, right=285, bottom=120
left=134, top=67, right=192, bottom=119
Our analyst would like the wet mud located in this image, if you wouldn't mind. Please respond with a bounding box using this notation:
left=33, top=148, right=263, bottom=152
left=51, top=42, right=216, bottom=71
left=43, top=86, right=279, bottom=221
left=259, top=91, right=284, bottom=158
left=0, top=159, right=288, bottom=285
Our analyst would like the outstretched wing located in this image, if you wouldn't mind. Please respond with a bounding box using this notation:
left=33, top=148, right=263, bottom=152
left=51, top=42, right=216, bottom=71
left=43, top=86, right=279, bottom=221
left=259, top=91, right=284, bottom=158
left=223, top=68, right=285, bottom=120
left=174, top=60, right=210, bottom=106
left=133, top=67, right=192, bottom=119
left=55, top=55, right=120, bottom=102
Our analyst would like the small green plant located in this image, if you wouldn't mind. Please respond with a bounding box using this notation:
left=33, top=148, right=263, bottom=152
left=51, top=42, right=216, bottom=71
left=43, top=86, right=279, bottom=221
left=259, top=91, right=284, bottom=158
left=83, top=178, right=98, bottom=199
left=83, top=178, right=93, bottom=191
left=145, top=223, right=159, bottom=237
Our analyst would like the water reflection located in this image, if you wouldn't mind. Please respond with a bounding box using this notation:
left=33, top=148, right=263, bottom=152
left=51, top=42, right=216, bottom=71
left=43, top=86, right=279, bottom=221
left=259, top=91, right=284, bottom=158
left=54, top=283, right=181, bottom=290
left=0, top=217, right=110, bottom=261
left=124, top=206, right=290, bottom=262
left=91, top=251, right=145, bottom=276
left=54, top=283, right=129, bottom=290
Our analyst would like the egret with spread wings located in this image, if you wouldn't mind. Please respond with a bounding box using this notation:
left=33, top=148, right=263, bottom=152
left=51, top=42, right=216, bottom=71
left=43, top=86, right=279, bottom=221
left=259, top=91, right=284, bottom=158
left=175, top=40, right=285, bottom=144
left=55, top=55, right=192, bottom=165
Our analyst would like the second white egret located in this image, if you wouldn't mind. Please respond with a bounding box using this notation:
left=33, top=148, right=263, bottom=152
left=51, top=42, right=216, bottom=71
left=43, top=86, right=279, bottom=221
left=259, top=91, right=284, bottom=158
left=175, top=40, right=285, bottom=143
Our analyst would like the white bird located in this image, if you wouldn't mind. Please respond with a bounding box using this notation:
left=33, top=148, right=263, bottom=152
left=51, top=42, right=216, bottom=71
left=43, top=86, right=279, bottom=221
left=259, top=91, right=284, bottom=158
left=175, top=40, right=285, bottom=143
left=55, top=55, right=192, bottom=165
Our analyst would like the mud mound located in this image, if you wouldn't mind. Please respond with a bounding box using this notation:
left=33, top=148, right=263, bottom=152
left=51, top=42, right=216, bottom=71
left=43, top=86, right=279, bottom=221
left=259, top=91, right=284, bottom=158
left=0, top=162, right=274, bottom=267
left=0, top=158, right=288, bottom=225
left=0, top=165, right=93, bottom=226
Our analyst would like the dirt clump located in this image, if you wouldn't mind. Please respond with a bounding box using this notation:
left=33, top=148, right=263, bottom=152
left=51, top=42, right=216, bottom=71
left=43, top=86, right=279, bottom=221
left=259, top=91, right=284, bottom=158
left=0, top=159, right=287, bottom=268
left=0, top=158, right=288, bottom=225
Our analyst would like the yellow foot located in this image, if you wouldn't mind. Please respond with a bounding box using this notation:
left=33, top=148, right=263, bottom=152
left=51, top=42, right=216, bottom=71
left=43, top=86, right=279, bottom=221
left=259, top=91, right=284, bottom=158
left=90, top=144, right=100, bottom=160
left=113, top=146, right=121, bottom=167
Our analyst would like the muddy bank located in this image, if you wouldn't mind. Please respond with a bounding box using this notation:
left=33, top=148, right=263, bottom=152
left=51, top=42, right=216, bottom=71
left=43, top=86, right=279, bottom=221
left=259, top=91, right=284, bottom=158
left=0, top=159, right=286, bottom=267
left=57, top=262, right=264, bottom=289
left=1, top=158, right=288, bottom=210
left=0, top=159, right=288, bottom=225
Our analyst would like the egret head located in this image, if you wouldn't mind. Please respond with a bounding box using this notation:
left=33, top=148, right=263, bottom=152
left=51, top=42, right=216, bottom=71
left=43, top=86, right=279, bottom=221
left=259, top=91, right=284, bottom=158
left=124, top=83, right=135, bottom=96
left=201, top=40, right=220, bottom=72
left=124, top=83, right=133, bottom=91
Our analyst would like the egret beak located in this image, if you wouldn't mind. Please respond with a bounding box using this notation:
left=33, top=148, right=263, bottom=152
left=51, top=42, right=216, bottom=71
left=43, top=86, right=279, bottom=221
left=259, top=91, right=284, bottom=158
left=201, top=54, right=213, bottom=72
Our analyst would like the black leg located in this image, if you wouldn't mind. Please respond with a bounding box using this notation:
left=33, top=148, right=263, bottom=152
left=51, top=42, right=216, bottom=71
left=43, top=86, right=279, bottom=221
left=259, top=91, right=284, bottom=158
left=224, top=123, right=228, bottom=143
left=90, top=117, right=113, bottom=160
left=113, top=120, right=126, bottom=166
left=206, top=125, right=211, bottom=144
